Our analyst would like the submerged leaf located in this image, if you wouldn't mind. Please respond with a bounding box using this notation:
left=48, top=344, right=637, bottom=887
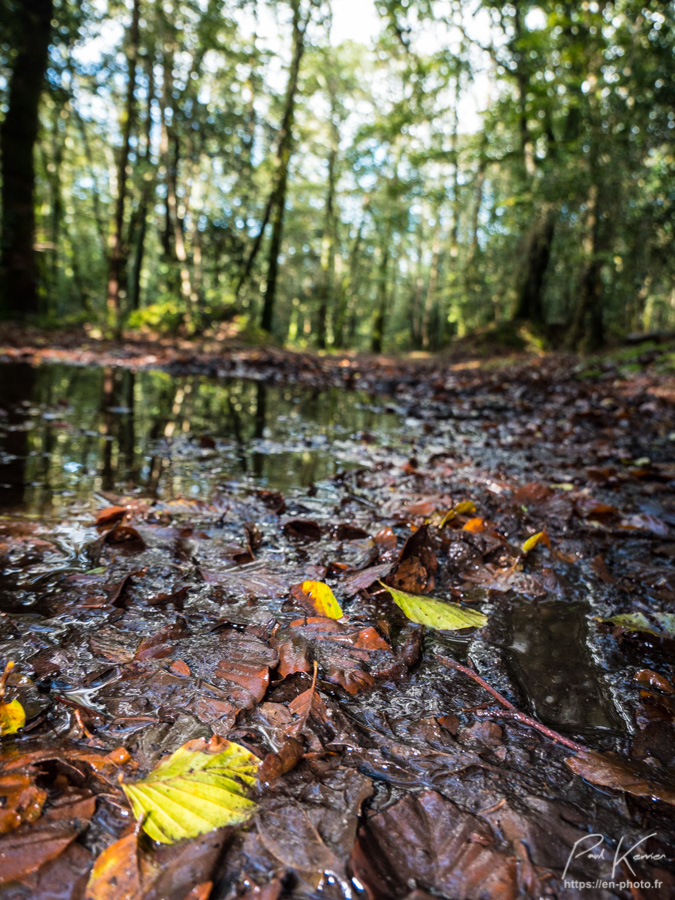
left=566, top=751, right=675, bottom=805
left=122, top=737, right=260, bottom=844
left=299, top=581, right=343, bottom=619
left=380, top=582, right=487, bottom=631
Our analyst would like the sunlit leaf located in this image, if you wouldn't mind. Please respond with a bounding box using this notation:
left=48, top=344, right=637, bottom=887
left=462, top=517, right=485, bottom=533
left=380, top=582, right=487, bottom=631
left=300, top=581, right=343, bottom=619
left=0, top=699, right=26, bottom=737
left=602, top=612, right=675, bottom=639
left=521, top=530, right=550, bottom=554
left=122, top=737, right=260, bottom=844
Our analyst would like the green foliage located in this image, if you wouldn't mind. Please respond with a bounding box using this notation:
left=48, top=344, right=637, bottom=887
left=6, top=0, right=674, bottom=348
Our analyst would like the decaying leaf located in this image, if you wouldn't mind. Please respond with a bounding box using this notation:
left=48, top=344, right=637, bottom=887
left=273, top=618, right=395, bottom=695
left=85, top=831, right=142, bottom=900
left=293, top=581, right=343, bottom=619
left=566, top=751, right=675, bottom=805
left=380, top=582, right=487, bottom=631
left=122, top=736, right=260, bottom=844
left=521, top=531, right=551, bottom=554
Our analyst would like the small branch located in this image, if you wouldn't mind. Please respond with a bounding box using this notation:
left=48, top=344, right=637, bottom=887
left=436, top=654, right=517, bottom=710
left=436, top=654, right=587, bottom=754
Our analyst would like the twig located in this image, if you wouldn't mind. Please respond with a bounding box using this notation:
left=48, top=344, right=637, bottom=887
left=436, top=654, right=587, bottom=754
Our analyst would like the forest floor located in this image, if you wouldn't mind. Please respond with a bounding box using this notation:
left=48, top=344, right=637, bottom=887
left=0, top=328, right=674, bottom=899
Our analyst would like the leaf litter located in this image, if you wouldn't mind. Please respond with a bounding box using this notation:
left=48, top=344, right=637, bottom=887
left=0, top=352, right=674, bottom=897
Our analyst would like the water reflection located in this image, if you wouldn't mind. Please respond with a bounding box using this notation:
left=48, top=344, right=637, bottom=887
left=0, top=362, right=397, bottom=514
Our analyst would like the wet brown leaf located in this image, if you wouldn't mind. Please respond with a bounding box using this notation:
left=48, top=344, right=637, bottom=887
left=566, top=751, right=675, bottom=804
left=0, top=821, right=81, bottom=885
left=351, top=790, right=516, bottom=900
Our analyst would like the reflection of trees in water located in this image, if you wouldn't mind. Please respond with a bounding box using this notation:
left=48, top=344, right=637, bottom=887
left=0, top=364, right=35, bottom=509
left=0, top=363, right=393, bottom=508
left=100, top=368, right=136, bottom=491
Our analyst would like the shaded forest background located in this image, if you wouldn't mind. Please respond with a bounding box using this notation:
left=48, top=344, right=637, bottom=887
left=0, top=0, right=673, bottom=352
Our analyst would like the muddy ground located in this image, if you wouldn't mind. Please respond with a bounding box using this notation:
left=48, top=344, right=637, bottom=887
left=0, top=332, right=674, bottom=899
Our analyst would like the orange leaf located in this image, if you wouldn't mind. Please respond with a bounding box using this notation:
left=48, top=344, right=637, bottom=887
left=462, top=518, right=485, bottom=533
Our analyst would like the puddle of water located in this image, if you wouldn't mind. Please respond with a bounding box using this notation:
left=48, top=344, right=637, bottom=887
left=503, top=599, right=625, bottom=736
left=0, top=362, right=399, bottom=514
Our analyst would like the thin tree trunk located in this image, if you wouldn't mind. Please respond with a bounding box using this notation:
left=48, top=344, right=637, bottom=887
left=0, top=0, right=53, bottom=318
left=106, top=0, right=140, bottom=337
left=316, top=138, right=338, bottom=349
left=129, top=55, right=155, bottom=312
left=371, top=233, right=391, bottom=354
left=334, top=208, right=366, bottom=348
left=259, top=0, right=307, bottom=334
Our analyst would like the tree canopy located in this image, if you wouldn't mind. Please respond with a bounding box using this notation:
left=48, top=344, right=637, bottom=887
left=1, top=0, right=673, bottom=349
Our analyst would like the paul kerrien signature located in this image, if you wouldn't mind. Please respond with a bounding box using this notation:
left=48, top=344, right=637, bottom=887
left=562, top=833, right=666, bottom=881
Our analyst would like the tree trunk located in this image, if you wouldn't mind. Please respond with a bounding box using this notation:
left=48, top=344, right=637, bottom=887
left=316, top=139, right=338, bottom=349
left=513, top=207, right=556, bottom=325
left=0, top=0, right=53, bottom=318
left=259, top=0, right=307, bottom=334
left=371, top=235, right=391, bottom=354
left=106, top=0, right=140, bottom=337
left=129, top=55, right=155, bottom=312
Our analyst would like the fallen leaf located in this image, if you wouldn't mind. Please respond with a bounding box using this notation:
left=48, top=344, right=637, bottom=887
left=85, top=831, right=142, bottom=900
left=122, top=736, right=260, bottom=844
left=635, top=669, right=674, bottom=693
left=273, top=618, right=395, bottom=695
left=0, top=773, right=46, bottom=834
left=291, top=581, right=343, bottom=619
left=0, top=820, right=80, bottom=885
left=351, top=789, right=516, bottom=900
left=521, top=531, right=551, bottom=554
left=462, top=517, right=485, bottom=533
left=380, top=583, right=488, bottom=631
left=602, top=611, right=675, bottom=639
left=566, top=751, right=675, bottom=805
left=0, top=698, right=25, bottom=736
left=282, top=520, right=322, bottom=542
left=95, top=506, right=128, bottom=527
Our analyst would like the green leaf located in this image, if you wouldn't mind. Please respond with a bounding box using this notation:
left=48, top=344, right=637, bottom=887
left=380, top=582, right=487, bottom=631
left=602, top=612, right=675, bottom=639
left=122, top=737, right=260, bottom=844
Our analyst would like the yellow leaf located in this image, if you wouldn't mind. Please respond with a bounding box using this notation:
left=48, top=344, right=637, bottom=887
left=122, top=737, right=260, bottom=844
left=0, top=699, right=25, bottom=736
left=439, top=500, right=476, bottom=528
left=300, top=581, right=343, bottom=619
left=380, top=582, right=487, bottom=631
left=521, top=531, right=551, bottom=554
